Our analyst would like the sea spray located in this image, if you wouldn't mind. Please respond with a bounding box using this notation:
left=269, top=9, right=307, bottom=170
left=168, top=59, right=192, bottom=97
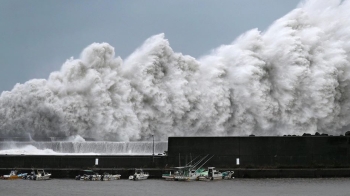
left=0, top=141, right=168, bottom=155
left=1, top=0, right=350, bottom=141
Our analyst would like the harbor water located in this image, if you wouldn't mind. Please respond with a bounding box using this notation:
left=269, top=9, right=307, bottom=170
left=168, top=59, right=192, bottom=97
left=1, top=178, right=349, bottom=196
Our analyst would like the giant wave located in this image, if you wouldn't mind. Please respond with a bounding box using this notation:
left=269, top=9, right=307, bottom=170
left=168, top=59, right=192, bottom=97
left=1, top=0, right=350, bottom=141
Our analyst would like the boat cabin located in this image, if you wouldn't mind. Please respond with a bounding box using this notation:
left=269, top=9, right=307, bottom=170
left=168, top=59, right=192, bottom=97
left=208, top=167, right=220, bottom=178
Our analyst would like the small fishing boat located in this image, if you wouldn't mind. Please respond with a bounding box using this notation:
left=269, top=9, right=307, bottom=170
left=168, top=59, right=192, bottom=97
left=222, top=171, right=234, bottom=179
left=198, top=167, right=223, bottom=181
left=75, top=170, right=101, bottom=181
left=162, top=170, right=175, bottom=181
left=24, top=169, right=51, bottom=180
left=129, top=169, right=149, bottom=180
left=163, top=155, right=214, bottom=181
left=0, top=170, right=27, bottom=180
left=173, top=166, right=204, bottom=181
left=198, top=168, right=235, bottom=181
left=100, top=172, right=121, bottom=181
left=75, top=170, right=121, bottom=181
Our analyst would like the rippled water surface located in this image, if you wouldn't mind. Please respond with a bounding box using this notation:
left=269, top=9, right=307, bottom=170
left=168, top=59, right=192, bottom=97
left=1, top=178, right=350, bottom=196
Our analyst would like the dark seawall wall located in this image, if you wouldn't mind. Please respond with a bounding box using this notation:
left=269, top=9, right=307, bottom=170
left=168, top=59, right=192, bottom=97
left=167, top=136, right=350, bottom=168
left=0, top=155, right=167, bottom=178
left=1, top=136, right=349, bottom=169
left=0, top=155, right=165, bottom=169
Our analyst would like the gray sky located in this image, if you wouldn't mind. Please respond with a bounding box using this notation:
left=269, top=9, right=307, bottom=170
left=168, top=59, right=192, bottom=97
left=0, top=0, right=301, bottom=93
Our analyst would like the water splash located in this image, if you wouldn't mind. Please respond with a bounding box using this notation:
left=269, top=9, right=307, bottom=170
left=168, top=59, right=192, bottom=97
left=27, top=133, right=34, bottom=141
left=0, top=141, right=168, bottom=155
left=1, top=0, right=350, bottom=141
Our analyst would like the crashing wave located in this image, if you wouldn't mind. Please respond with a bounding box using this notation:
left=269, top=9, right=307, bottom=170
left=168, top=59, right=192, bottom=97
left=1, top=0, right=350, bottom=141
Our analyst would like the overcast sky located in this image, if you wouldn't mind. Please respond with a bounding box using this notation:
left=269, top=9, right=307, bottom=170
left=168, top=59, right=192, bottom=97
left=0, top=0, right=301, bottom=93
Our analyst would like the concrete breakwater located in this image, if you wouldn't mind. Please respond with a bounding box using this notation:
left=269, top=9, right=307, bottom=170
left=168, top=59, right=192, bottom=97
left=167, top=136, right=350, bottom=168
left=1, top=136, right=350, bottom=178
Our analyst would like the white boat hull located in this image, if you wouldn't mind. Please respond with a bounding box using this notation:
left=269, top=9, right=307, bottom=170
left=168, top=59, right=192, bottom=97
left=198, top=167, right=232, bottom=181
left=129, top=174, right=149, bottom=180
left=25, top=170, right=51, bottom=180
left=198, top=175, right=222, bottom=181
left=174, top=175, right=199, bottom=181
left=101, top=174, right=121, bottom=181
left=35, top=174, right=51, bottom=180
left=162, top=175, right=175, bottom=181
left=81, top=175, right=101, bottom=181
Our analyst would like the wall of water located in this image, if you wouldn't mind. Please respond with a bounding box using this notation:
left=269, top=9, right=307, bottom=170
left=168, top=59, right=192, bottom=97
left=2, top=1, right=350, bottom=141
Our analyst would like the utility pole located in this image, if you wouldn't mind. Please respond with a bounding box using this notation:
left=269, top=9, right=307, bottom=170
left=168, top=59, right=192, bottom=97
left=152, top=134, right=154, bottom=163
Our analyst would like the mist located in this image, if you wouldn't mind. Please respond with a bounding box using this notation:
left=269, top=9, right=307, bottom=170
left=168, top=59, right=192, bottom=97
left=1, top=0, right=350, bottom=141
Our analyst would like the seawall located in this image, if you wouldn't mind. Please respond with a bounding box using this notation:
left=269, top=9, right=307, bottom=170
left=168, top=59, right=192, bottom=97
left=1, top=136, right=350, bottom=178
left=167, top=136, right=350, bottom=168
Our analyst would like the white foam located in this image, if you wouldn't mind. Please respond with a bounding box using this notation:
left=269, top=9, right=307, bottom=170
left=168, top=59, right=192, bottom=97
left=0, top=145, right=65, bottom=155
left=66, top=135, right=86, bottom=142
left=0, top=141, right=168, bottom=155
left=1, top=0, right=350, bottom=140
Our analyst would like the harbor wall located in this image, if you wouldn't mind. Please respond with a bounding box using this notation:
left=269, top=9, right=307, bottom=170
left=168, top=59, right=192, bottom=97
left=167, top=136, right=350, bottom=168
left=0, top=155, right=167, bottom=178
left=1, top=136, right=350, bottom=178
left=0, top=155, right=165, bottom=168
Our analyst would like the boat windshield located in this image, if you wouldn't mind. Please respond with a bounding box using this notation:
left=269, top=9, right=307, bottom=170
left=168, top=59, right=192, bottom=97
left=82, top=170, right=94, bottom=175
left=135, top=169, right=143, bottom=174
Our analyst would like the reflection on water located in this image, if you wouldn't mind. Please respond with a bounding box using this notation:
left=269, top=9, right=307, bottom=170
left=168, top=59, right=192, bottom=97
left=0, top=178, right=349, bottom=196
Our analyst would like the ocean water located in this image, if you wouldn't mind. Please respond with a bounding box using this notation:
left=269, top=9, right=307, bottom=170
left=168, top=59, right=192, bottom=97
left=1, top=178, right=349, bottom=196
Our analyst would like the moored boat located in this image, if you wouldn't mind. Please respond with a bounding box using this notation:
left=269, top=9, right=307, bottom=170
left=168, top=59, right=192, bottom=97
left=173, top=167, right=204, bottom=181
left=0, top=170, right=27, bottom=180
left=222, top=171, right=234, bottom=179
left=129, top=169, right=149, bottom=180
left=198, top=168, right=235, bottom=181
left=163, top=154, right=214, bottom=181
left=75, top=170, right=101, bottom=181
left=198, top=167, right=223, bottom=181
left=162, top=171, right=175, bottom=181
left=75, top=170, right=121, bottom=181
left=24, top=169, right=51, bottom=180
left=101, top=172, right=121, bottom=181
